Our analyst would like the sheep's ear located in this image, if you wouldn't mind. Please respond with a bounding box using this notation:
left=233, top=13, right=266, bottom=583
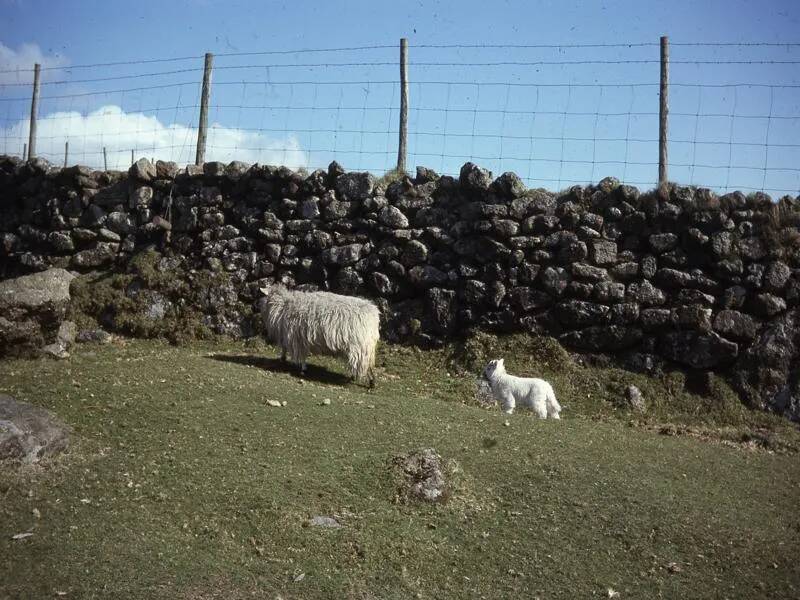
left=259, top=287, right=270, bottom=296
left=498, top=358, right=504, bottom=365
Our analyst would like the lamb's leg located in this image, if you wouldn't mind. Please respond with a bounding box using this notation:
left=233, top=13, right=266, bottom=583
left=280, top=349, right=287, bottom=364
left=500, top=391, right=516, bottom=415
left=367, top=368, right=376, bottom=389
left=532, top=392, right=548, bottom=419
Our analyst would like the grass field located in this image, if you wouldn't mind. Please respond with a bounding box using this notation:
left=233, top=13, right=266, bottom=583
left=1, top=335, right=799, bottom=599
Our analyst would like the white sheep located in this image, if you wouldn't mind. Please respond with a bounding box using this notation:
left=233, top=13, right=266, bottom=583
left=482, top=358, right=561, bottom=419
left=259, top=284, right=380, bottom=387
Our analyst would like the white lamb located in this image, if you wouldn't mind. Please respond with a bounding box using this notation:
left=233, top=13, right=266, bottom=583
left=482, top=358, right=561, bottom=419
left=259, top=284, right=380, bottom=387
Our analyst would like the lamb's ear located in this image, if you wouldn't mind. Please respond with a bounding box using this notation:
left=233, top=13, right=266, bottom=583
left=259, top=287, right=270, bottom=296
left=498, top=358, right=504, bottom=365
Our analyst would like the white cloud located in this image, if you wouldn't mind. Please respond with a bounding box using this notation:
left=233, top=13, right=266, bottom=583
left=0, top=41, right=69, bottom=85
left=0, top=104, right=309, bottom=170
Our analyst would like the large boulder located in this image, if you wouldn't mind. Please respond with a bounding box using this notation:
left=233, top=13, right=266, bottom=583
left=0, top=268, right=75, bottom=356
left=0, top=395, right=71, bottom=464
left=732, top=308, right=800, bottom=421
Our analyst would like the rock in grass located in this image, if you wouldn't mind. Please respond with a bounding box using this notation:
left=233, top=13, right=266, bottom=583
left=307, top=515, right=341, bottom=528
left=0, top=395, right=71, bottom=464
left=391, top=448, right=452, bottom=504
left=624, top=385, right=646, bottom=413
left=266, top=400, right=282, bottom=408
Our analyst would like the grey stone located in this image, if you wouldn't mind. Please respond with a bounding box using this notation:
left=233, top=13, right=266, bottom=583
left=676, top=289, right=715, bottom=307
left=611, top=262, right=639, bottom=280
left=299, top=197, right=321, bottom=219
left=392, top=448, right=451, bottom=503
left=370, top=272, right=398, bottom=296
left=505, top=287, right=551, bottom=311
left=203, top=161, right=226, bottom=177
left=764, top=261, right=791, bottom=292
left=540, top=266, right=571, bottom=298
left=336, top=171, right=375, bottom=201
left=624, top=385, right=646, bottom=412
left=307, top=516, right=341, bottom=529
left=588, top=239, right=617, bottom=266
left=711, top=231, right=734, bottom=257
left=610, top=302, right=640, bottom=325
left=321, top=244, right=363, bottom=267
left=72, top=243, right=118, bottom=268
left=0, top=395, right=71, bottom=464
left=640, top=255, right=658, bottom=279
left=98, top=228, right=121, bottom=242
left=129, top=158, right=156, bottom=182
left=401, top=240, right=428, bottom=266
left=649, top=233, right=678, bottom=253
left=49, top=231, right=74, bottom=253
left=739, top=237, right=767, bottom=261
left=713, top=310, right=758, bottom=342
left=673, top=305, right=713, bottom=332
left=751, top=293, right=787, bottom=317
left=130, top=185, right=154, bottom=207
left=493, top=219, right=519, bottom=238
left=426, top=288, right=457, bottom=334
left=106, top=211, right=136, bottom=235
left=492, top=172, right=527, bottom=198
left=76, top=329, right=112, bottom=344
left=627, top=280, right=666, bottom=306
left=593, top=281, right=625, bottom=304
left=379, top=206, right=410, bottom=228
left=409, top=265, right=448, bottom=288
left=459, top=162, right=492, bottom=190
left=572, top=263, right=609, bottom=282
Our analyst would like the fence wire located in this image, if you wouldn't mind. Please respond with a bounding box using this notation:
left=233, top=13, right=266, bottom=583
left=1, top=40, right=798, bottom=197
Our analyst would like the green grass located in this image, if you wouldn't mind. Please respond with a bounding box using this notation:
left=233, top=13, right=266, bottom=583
left=1, top=335, right=799, bottom=599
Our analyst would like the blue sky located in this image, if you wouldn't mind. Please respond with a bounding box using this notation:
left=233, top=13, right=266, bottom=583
left=1, top=0, right=799, bottom=197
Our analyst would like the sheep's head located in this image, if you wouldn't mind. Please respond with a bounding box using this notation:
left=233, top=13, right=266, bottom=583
left=259, top=283, right=287, bottom=298
left=482, top=358, right=505, bottom=380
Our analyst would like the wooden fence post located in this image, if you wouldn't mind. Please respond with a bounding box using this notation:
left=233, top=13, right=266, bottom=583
left=659, top=36, right=669, bottom=187
left=397, top=38, right=409, bottom=174
left=28, top=63, right=41, bottom=160
left=23, top=143, right=27, bottom=161
left=103, top=147, right=108, bottom=171
left=64, top=141, right=69, bottom=168
left=196, top=52, right=214, bottom=166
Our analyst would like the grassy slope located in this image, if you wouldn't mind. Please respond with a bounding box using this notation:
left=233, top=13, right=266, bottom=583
left=1, top=336, right=799, bottom=599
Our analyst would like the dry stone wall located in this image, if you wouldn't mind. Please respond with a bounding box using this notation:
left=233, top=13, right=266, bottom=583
left=1, top=155, right=799, bottom=419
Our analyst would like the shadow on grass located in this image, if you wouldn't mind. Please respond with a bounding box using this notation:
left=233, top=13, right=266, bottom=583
left=207, top=353, right=352, bottom=386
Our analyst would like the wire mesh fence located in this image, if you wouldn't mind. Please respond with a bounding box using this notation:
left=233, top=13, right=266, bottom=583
left=1, top=40, right=799, bottom=197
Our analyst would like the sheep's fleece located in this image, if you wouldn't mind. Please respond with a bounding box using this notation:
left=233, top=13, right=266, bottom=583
left=259, top=284, right=380, bottom=385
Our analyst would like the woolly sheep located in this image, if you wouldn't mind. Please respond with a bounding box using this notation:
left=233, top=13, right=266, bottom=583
left=259, top=284, right=380, bottom=387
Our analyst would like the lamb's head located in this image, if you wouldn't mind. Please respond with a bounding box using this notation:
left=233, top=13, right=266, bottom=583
left=259, top=283, right=279, bottom=297
left=482, top=358, right=506, bottom=380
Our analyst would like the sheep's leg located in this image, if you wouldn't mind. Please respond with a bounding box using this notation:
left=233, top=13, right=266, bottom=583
left=500, top=391, right=515, bottom=415
left=367, top=369, right=376, bottom=389
left=280, top=349, right=287, bottom=364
